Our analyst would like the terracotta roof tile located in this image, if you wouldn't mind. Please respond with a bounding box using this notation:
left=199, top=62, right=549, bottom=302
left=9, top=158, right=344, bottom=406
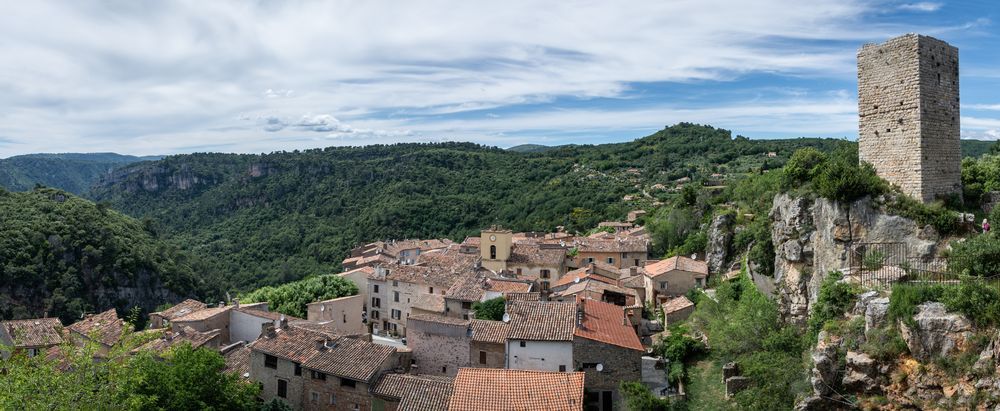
left=249, top=325, right=332, bottom=363
left=505, top=292, right=541, bottom=302
left=373, top=373, right=454, bottom=411
left=448, top=368, right=585, bottom=411
left=135, top=326, right=219, bottom=355
left=553, top=265, right=618, bottom=289
left=409, top=313, right=469, bottom=327
left=469, top=319, right=510, bottom=344
left=67, top=309, right=123, bottom=347
left=574, top=299, right=644, bottom=351
left=662, top=296, right=695, bottom=314
left=223, top=344, right=252, bottom=379
left=554, top=279, right=636, bottom=300
left=619, top=274, right=647, bottom=289
left=411, top=293, right=447, bottom=313
left=572, top=237, right=648, bottom=253
left=301, top=337, right=395, bottom=382
left=172, top=306, right=232, bottom=323
left=153, top=299, right=208, bottom=322
left=645, top=256, right=708, bottom=277
left=507, top=301, right=576, bottom=341
left=485, top=278, right=533, bottom=294
left=1, top=318, right=63, bottom=348
left=445, top=275, right=487, bottom=302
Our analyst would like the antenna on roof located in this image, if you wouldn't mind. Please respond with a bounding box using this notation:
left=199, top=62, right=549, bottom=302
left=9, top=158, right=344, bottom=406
left=502, top=313, right=511, bottom=323
left=574, top=276, right=581, bottom=284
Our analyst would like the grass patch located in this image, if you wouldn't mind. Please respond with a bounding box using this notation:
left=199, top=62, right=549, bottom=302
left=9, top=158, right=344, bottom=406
left=685, top=359, right=736, bottom=411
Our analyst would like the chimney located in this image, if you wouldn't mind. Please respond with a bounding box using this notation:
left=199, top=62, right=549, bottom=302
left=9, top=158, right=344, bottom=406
left=279, top=315, right=288, bottom=329
left=576, top=299, right=586, bottom=329
left=261, top=323, right=276, bottom=338
left=630, top=266, right=638, bottom=276
left=315, top=338, right=327, bottom=351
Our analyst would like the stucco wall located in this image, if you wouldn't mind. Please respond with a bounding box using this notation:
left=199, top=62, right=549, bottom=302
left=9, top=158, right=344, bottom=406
left=506, top=339, right=573, bottom=372
left=573, top=337, right=643, bottom=410
left=306, top=295, right=366, bottom=336
left=251, top=351, right=305, bottom=409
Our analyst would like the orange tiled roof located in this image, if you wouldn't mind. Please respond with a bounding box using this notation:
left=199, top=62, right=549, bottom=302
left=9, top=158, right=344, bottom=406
left=68, top=309, right=123, bottom=347
left=445, top=275, right=487, bottom=302
left=1, top=318, right=63, bottom=348
left=448, top=368, right=585, bottom=411
left=618, top=273, right=647, bottom=289
left=662, top=296, right=695, bottom=314
left=408, top=313, right=469, bottom=327
left=485, top=278, right=533, bottom=294
left=172, top=305, right=233, bottom=323
left=574, top=299, right=644, bottom=351
left=412, top=293, right=447, bottom=313
left=554, top=279, right=636, bottom=301
left=507, top=301, right=576, bottom=341
left=301, top=336, right=396, bottom=382
left=469, top=319, right=510, bottom=344
left=135, top=326, right=219, bottom=354
left=223, top=344, right=252, bottom=379
left=553, top=265, right=618, bottom=289
left=507, top=243, right=567, bottom=267
left=373, top=373, right=454, bottom=411
left=645, top=256, right=708, bottom=277
left=250, top=325, right=334, bottom=363
left=505, top=292, right=541, bottom=302
left=572, top=237, right=648, bottom=253
left=153, top=299, right=208, bottom=322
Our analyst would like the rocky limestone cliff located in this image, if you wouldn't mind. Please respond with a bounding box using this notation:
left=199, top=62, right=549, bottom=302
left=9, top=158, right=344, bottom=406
left=769, top=193, right=942, bottom=325
left=798, top=296, right=1000, bottom=410
left=706, top=213, right=734, bottom=275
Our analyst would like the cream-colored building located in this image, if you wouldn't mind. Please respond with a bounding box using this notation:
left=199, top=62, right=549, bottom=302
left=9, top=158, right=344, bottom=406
left=643, top=256, right=708, bottom=303
left=306, top=294, right=366, bottom=337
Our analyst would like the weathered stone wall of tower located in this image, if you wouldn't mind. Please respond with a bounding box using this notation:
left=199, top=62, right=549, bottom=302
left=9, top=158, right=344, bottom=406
left=857, top=34, right=961, bottom=203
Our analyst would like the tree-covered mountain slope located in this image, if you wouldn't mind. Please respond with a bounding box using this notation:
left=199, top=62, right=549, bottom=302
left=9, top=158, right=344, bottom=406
left=90, top=123, right=846, bottom=291
left=0, top=153, right=160, bottom=195
left=0, top=187, right=210, bottom=322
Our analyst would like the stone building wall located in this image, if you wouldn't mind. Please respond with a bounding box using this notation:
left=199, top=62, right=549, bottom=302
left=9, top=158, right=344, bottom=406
left=302, top=375, right=375, bottom=411
left=406, top=318, right=470, bottom=376
left=251, top=351, right=305, bottom=409
left=858, top=33, right=960, bottom=203
left=573, top=336, right=643, bottom=411
left=469, top=340, right=506, bottom=368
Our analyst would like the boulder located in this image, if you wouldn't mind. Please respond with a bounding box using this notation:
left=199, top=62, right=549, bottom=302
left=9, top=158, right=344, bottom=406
left=864, top=297, right=890, bottom=334
left=842, top=351, right=877, bottom=392
left=899, top=302, right=973, bottom=363
left=809, top=331, right=842, bottom=397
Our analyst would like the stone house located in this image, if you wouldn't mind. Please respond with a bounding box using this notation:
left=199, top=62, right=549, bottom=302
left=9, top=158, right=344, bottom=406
left=643, top=256, right=708, bottom=303
left=469, top=319, right=509, bottom=369
left=598, top=221, right=634, bottom=234
left=443, top=276, right=534, bottom=320
left=342, top=239, right=453, bottom=270
left=661, top=296, right=695, bottom=325
left=552, top=279, right=638, bottom=307
left=480, top=229, right=568, bottom=289
left=248, top=323, right=319, bottom=409
left=300, top=337, right=398, bottom=411
left=405, top=314, right=471, bottom=377
left=448, top=368, right=585, bottom=411
left=336, top=266, right=374, bottom=301
left=0, top=317, right=64, bottom=359
left=135, top=325, right=221, bottom=356
left=371, top=373, right=454, bottom=411
left=169, top=302, right=289, bottom=345
left=505, top=300, right=576, bottom=372
left=366, top=247, right=480, bottom=337
left=306, top=295, right=366, bottom=337
left=148, top=299, right=207, bottom=329
left=67, top=309, right=124, bottom=356
left=570, top=237, right=649, bottom=270
left=573, top=299, right=645, bottom=411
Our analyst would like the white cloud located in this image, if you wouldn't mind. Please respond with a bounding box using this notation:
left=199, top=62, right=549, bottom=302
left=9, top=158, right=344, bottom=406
left=898, top=2, right=943, bottom=12
left=966, top=104, right=1000, bottom=111
left=0, top=0, right=975, bottom=156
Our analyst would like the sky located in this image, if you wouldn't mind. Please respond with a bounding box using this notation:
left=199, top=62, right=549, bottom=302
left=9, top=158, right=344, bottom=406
left=1, top=0, right=999, bottom=157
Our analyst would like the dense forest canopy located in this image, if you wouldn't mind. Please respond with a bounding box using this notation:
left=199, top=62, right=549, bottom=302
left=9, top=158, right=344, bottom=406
left=0, top=153, right=158, bottom=194
left=0, top=188, right=209, bottom=322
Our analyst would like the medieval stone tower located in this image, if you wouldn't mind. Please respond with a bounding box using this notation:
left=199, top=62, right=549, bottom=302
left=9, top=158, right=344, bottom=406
left=858, top=33, right=961, bottom=203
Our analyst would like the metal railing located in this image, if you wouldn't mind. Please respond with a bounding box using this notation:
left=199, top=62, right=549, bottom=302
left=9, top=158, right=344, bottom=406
left=847, top=242, right=954, bottom=288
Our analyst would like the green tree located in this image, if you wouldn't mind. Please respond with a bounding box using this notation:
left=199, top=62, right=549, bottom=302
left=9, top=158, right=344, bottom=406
left=128, top=343, right=260, bottom=410
left=242, top=274, right=358, bottom=318
left=619, top=381, right=684, bottom=411
left=472, top=297, right=506, bottom=321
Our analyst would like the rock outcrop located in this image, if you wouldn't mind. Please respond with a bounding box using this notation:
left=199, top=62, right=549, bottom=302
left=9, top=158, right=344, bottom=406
left=899, top=302, right=974, bottom=363
left=706, top=213, right=734, bottom=275
left=769, top=193, right=941, bottom=325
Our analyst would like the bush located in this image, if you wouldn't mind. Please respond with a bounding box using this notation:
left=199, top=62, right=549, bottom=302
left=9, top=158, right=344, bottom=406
left=884, top=194, right=960, bottom=235
left=781, top=148, right=827, bottom=189
left=940, top=276, right=1000, bottom=328
left=652, top=325, right=707, bottom=383
left=241, top=274, right=358, bottom=318
left=813, top=160, right=885, bottom=203
left=948, top=233, right=1000, bottom=277
left=887, top=283, right=945, bottom=327
left=860, top=326, right=909, bottom=361
left=472, top=297, right=506, bottom=321
left=619, top=381, right=685, bottom=411
left=805, top=272, right=859, bottom=343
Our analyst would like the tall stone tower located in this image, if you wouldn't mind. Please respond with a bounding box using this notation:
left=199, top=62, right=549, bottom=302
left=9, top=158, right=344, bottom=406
left=858, top=33, right=961, bottom=203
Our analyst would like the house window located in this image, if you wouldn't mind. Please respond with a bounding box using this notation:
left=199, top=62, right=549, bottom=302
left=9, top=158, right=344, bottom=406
left=372, top=310, right=380, bottom=320
left=462, top=314, right=469, bottom=320
left=330, top=394, right=336, bottom=405
left=294, top=363, right=302, bottom=376
left=583, top=362, right=599, bottom=369
left=490, top=245, right=497, bottom=259
left=277, top=379, right=287, bottom=398
left=394, top=291, right=400, bottom=302
left=343, top=313, right=347, bottom=323
left=429, top=287, right=434, bottom=294
left=372, top=297, right=381, bottom=308
left=586, top=258, right=595, bottom=264
left=462, top=301, right=472, bottom=310
left=310, top=391, right=319, bottom=403
left=264, top=354, right=277, bottom=369
left=559, top=365, right=567, bottom=372
left=541, top=281, right=549, bottom=291
left=516, top=268, right=522, bottom=275
left=607, top=257, right=614, bottom=264
left=442, top=366, right=448, bottom=373
left=312, top=370, right=327, bottom=381
left=659, top=281, right=667, bottom=290
left=393, top=280, right=399, bottom=287
left=373, top=284, right=379, bottom=293
left=634, top=259, right=640, bottom=266
left=540, top=270, right=550, bottom=279
left=519, top=341, right=526, bottom=347
left=480, top=351, right=487, bottom=364
left=341, top=378, right=357, bottom=388
left=391, top=309, right=402, bottom=320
